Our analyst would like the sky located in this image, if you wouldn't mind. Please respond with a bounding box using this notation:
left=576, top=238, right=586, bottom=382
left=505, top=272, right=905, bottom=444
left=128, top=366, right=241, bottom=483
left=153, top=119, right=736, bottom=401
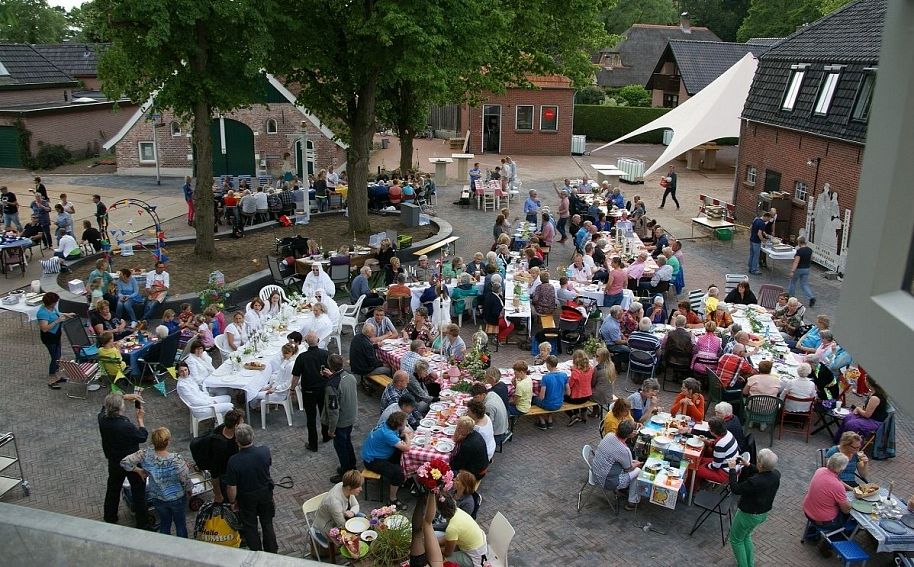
left=49, top=0, right=86, bottom=10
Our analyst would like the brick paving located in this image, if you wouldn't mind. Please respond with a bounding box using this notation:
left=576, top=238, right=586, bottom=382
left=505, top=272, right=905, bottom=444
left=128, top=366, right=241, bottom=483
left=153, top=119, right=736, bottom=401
left=1, top=142, right=912, bottom=565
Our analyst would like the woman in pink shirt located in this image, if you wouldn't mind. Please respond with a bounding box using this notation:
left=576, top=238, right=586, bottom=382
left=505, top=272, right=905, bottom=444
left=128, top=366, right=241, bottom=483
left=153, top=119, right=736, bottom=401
left=603, top=257, right=627, bottom=307
left=802, top=453, right=852, bottom=532
left=691, top=320, right=723, bottom=375
left=566, top=349, right=594, bottom=425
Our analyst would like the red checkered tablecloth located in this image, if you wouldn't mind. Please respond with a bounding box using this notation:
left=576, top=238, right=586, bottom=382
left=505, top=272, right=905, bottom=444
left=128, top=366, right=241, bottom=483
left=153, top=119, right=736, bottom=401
left=400, top=394, right=469, bottom=476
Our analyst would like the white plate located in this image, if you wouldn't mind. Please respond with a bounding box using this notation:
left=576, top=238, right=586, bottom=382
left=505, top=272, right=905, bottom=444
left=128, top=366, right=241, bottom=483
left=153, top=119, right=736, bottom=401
left=431, top=425, right=445, bottom=433
left=439, top=389, right=457, bottom=399
left=379, top=344, right=396, bottom=351
left=429, top=402, right=447, bottom=411
left=412, top=435, right=428, bottom=446
left=686, top=437, right=704, bottom=448
left=834, top=408, right=851, bottom=417
left=434, top=440, right=455, bottom=453
left=430, top=354, right=445, bottom=362
left=419, top=418, right=436, bottom=428
left=360, top=530, right=378, bottom=542
left=650, top=415, right=667, bottom=425
left=345, top=517, right=369, bottom=533
left=443, top=425, right=457, bottom=435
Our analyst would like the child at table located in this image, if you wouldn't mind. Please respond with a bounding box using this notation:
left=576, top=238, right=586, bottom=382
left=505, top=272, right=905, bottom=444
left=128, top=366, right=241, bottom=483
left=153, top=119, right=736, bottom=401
left=161, top=309, right=180, bottom=335
left=195, top=314, right=215, bottom=352
left=508, top=360, right=533, bottom=417
left=97, top=331, right=127, bottom=383
left=176, top=303, right=194, bottom=329
left=533, top=341, right=552, bottom=366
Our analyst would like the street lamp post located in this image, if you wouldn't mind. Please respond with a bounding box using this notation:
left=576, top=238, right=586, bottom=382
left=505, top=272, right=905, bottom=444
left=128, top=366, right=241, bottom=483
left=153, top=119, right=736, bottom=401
left=807, top=157, right=822, bottom=194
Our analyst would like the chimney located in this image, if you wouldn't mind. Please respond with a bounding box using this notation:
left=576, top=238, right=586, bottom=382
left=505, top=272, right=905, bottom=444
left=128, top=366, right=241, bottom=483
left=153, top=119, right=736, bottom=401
left=680, top=12, right=691, bottom=34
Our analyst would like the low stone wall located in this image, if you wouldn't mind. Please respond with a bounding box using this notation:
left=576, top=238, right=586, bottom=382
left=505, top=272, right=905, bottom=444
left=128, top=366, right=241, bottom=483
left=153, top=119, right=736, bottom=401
left=46, top=212, right=452, bottom=313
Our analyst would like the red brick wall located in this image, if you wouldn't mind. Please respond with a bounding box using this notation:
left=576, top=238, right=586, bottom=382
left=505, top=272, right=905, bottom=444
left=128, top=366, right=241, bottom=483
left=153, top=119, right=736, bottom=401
left=732, top=121, right=863, bottom=239
left=458, top=87, right=574, bottom=155
left=0, top=86, right=70, bottom=106
left=0, top=102, right=137, bottom=157
left=115, top=104, right=346, bottom=175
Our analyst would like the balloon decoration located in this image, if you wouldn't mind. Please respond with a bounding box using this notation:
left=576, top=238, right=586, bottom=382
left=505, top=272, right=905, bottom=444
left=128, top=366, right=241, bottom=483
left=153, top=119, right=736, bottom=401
left=106, top=198, right=168, bottom=264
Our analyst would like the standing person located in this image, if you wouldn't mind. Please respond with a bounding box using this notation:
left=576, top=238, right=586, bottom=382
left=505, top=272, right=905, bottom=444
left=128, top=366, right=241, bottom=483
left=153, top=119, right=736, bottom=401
left=759, top=208, right=777, bottom=269
left=223, top=424, right=278, bottom=553
left=182, top=176, right=194, bottom=225
left=1, top=186, right=21, bottom=231
left=59, top=192, right=76, bottom=214
left=291, top=332, right=330, bottom=452
left=323, top=354, right=359, bottom=482
left=468, top=162, right=482, bottom=187
left=30, top=191, right=52, bottom=247
left=120, top=427, right=193, bottom=538
left=523, top=190, right=540, bottom=224
left=93, top=194, right=108, bottom=233
left=552, top=183, right=571, bottom=243
left=788, top=236, right=816, bottom=307
left=506, top=156, right=518, bottom=193
left=748, top=212, right=771, bottom=275
left=658, top=165, right=679, bottom=209
left=34, top=176, right=48, bottom=198
left=208, top=409, right=244, bottom=504
left=727, top=448, right=781, bottom=567
left=98, top=392, right=148, bottom=529
left=37, top=292, right=75, bottom=388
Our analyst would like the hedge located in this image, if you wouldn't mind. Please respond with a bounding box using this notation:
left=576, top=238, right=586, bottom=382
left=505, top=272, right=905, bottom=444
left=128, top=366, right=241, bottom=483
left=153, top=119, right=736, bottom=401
left=573, top=105, right=671, bottom=143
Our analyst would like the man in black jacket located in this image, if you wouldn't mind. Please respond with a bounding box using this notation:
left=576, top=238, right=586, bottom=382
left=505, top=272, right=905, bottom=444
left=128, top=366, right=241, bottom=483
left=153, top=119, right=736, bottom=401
left=98, top=392, right=148, bottom=528
left=349, top=323, right=392, bottom=377
left=450, top=416, right=489, bottom=479
left=223, top=424, right=277, bottom=553
left=209, top=409, right=244, bottom=503
left=727, top=448, right=780, bottom=566
left=292, top=331, right=329, bottom=451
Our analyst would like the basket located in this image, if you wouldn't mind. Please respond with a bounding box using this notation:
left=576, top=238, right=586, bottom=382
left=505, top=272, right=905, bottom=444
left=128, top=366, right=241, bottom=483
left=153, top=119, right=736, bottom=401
left=716, top=228, right=733, bottom=241
left=396, top=234, right=412, bottom=248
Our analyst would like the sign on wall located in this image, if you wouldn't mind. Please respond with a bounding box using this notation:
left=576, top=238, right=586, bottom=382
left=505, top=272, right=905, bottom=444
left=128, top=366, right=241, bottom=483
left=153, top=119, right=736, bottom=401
left=801, top=182, right=852, bottom=276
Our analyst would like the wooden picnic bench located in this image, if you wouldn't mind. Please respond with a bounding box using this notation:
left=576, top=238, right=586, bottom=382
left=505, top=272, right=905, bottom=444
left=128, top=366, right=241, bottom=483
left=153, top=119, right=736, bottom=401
left=508, top=400, right=602, bottom=432
left=413, top=235, right=460, bottom=257
left=362, top=373, right=392, bottom=393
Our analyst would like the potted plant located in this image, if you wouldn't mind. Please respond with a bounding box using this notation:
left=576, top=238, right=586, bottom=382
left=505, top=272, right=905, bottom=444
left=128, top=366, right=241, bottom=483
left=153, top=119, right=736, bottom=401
left=368, top=520, right=412, bottom=566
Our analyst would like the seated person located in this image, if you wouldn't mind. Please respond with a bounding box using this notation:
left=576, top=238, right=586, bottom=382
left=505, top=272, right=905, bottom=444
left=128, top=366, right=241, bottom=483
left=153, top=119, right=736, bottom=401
left=379, top=394, right=415, bottom=428
left=647, top=256, right=673, bottom=291
left=97, top=331, right=127, bottom=382
left=743, top=360, right=782, bottom=397
left=508, top=360, right=533, bottom=417
left=381, top=371, right=423, bottom=426
left=592, top=419, right=642, bottom=511
left=90, top=299, right=130, bottom=340
left=53, top=232, right=80, bottom=259
left=780, top=362, right=817, bottom=409
left=531, top=356, right=568, bottom=430
left=314, top=470, right=362, bottom=538
left=414, top=255, right=436, bottom=282
left=802, top=452, right=852, bottom=533
left=715, top=344, right=756, bottom=394
left=627, top=378, right=661, bottom=423
left=20, top=215, right=45, bottom=245
left=440, top=324, right=467, bottom=361
left=361, top=411, right=412, bottom=509
left=670, top=378, right=705, bottom=422
left=792, top=314, right=829, bottom=353
left=186, top=342, right=216, bottom=383
left=450, top=416, right=489, bottom=479
left=601, top=397, right=633, bottom=437
left=350, top=265, right=384, bottom=308
left=384, top=257, right=405, bottom=286
left=713, top=401, right=747, bottom=452
left=467, top=399, right=496, bottom=461
left=696, top=417, right=740, bottom=484
left=402, top=306, right=435, bottom=347
left=437, top=493, right=488, bottom=567
left=824, top=432, right=869, bottom=489
left=669, top=300, right=703, bottom=328
left=174, top=361, right=234, bottom=418
left=349, top=323, right=392, bottom=377
left=366, top=307, right=399, bottom=342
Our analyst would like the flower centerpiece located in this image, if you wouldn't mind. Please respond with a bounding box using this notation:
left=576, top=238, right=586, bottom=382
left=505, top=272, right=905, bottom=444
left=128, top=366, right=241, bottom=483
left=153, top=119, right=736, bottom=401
left=583, top=335, right=603, bottom=357
left=416, top=459, right=454, bottom=495
left=458, top=335, right=490, bottom=382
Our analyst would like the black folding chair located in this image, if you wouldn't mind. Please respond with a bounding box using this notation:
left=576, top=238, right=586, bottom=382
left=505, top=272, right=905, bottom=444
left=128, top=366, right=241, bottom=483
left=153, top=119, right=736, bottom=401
left=689, top=485, right=734, bottom=546
left=139, top=331, right=180, bottom=397
left=62, top=317, right=97, bottom=362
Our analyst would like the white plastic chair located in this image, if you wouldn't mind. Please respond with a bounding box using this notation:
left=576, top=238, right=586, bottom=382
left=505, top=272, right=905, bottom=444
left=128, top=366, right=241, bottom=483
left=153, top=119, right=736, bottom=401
left=214, top=334, right=233, bottom=361
left=486, top=512, right=515, bottom=567
left=302, top=493, right=332, bottom=560
left=259, top=284, right=288, bottom=304
left=327, top=317, right=344, bottom=355
left=457, top=300, right=476, bottom=328
left=177, top=388, right=225, bottom=437
left=260, top=388, right=294, bottom=429
left=482, top=186, right=498, bottom=212
left=340, top=294, right=366, bottom=335
left=577, top=444, right=620, bottom=514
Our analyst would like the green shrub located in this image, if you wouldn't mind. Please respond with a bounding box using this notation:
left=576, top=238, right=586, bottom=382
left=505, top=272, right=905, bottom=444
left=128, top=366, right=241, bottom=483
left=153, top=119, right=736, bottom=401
left=34, top=142, right=72, bottom=170
left=572, top=105, right=671, bottom=143
left=615, top=84, right=651, bottom=107
left=575, top=86, right=606, bottom=105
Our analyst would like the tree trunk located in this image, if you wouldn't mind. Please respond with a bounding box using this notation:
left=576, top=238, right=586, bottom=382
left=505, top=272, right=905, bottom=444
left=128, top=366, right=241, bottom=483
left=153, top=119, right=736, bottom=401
left=191, top=20, right=215, bottom=257
left=347, top=76, right=379, bottom=234
left=398, top=129, right=414, bottom=174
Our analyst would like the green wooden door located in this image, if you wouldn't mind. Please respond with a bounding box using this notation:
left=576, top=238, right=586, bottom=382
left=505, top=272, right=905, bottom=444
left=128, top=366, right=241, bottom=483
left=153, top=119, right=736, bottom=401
left=0, top=126, right=21, bottom=168
left=209, top=119, right=254, bottom=176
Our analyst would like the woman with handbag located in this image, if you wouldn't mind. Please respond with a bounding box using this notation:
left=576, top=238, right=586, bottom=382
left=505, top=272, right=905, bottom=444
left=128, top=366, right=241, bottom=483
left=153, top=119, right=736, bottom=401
left=37, top=292, right=76, bottom=389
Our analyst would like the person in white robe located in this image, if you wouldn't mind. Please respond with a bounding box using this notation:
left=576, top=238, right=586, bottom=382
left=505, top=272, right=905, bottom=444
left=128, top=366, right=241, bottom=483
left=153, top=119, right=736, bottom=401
left=303, top=262, right=335, bottom=297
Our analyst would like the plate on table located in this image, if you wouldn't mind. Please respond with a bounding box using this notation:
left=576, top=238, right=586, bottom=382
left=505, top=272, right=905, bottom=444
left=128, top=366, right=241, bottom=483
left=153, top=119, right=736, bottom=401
left=384, top=514, right=409, bottom=529
left=440, top=389, right=457, bottom=399
left=852, top=500, right=875, bottom=514
left=444, top=425, right=457, bottom=435
left=340, top=541, right=369, bottom=560
left=431, top=425, right=445, bottom=433
left=430, top=354, right=445, bottom=362
left=650, top=415, right=667, bottom=425
left=420, top=418, right=436, bottom=428
left=430, top=402, right=447, bottom=411
left=880, top=519, right=910, bottom=535
left=834, top=408, right=851, bottom=417
left=434, top=439, right=455, bottom=453
left=379, top=344, right=396, bottom=351
left=901, top=514, right=914, bottom=529
left=412, top=435, right=428, bottom=446
left=360, top=530, right=378, bottom=542
left=664, top=467, right=682, bottom=478
left=345, top=516, right=370, bottom=533
left=686, top=437, right=704, bottom=449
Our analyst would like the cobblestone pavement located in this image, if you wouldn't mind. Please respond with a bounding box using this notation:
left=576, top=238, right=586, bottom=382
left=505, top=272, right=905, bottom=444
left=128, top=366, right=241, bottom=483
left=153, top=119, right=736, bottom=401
left=1, top=143, right=911, bottom=565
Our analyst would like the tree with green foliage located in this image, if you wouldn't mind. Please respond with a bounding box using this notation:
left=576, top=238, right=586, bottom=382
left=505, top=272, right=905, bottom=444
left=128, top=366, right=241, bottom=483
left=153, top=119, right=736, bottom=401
left=0, top=0, right=68, bottom=43
left=92, top=0, right=272, bottom=257
left=602, top=0, right=678, bottom=35
left=576, top=86, right=607, bottom=105
left=615, top=84, right=652, bottom=107
left=736, top=0, right=822, bottom=42
left=679, top=0, right=750, bottom=42
left=65, top=3, right=107, bottom=42
left=274, top=0, right=609, bottom=234
left=818, top=0, right=854, bottom=15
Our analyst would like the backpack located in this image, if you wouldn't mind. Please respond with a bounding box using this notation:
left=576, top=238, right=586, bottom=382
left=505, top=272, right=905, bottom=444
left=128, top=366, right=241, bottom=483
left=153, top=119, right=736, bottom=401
left=189, top=432, right=215, bottom=471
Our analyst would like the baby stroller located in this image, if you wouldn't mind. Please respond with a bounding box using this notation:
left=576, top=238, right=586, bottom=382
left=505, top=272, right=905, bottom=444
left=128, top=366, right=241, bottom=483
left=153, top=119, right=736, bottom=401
left=558, top=296, right=597, bottom=352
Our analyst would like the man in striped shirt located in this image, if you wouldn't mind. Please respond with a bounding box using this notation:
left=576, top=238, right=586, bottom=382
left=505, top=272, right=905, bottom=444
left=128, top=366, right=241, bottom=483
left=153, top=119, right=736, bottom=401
left=697, top=417, right=740, bottom=484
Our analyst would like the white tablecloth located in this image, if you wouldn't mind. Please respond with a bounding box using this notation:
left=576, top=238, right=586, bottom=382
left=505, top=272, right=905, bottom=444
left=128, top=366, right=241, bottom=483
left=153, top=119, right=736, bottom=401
left=0, top=297, right=40, bottom=321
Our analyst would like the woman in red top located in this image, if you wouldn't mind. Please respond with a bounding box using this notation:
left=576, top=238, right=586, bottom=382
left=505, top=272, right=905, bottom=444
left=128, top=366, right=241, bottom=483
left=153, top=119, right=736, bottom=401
left=566, top=349, right=594, bottom=426
left=388, top=181, right=403, bottom=205
left=603, top=257, right=627, bottom=307
left=671, top=377, right=705, bottom=422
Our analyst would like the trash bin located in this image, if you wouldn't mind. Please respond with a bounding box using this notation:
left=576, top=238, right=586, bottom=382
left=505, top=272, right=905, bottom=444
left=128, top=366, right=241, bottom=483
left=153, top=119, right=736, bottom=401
left=662, top=129, right=674, bottom=146
left=716, top=228, right=733, bottom=241
left=400, top=203, right=420, bottom=228
left=571, top=135, right=586, bottom=155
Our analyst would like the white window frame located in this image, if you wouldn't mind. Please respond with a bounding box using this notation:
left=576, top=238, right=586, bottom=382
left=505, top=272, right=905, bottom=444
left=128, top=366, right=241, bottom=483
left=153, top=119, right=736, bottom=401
left=138, top=141, right=156, bottom=164
left=266, top=118, right=278, bottom=134
left=851, top=69, right=877, bottom=122
left=781, top=64, right=808, bottom=111
left=539, top=105, right=559, bottom=131
left=746, top=166, right=757, bottom=185
left=813, top=66, right=843, bottom=115
left=169, top=122, right=182, bottom=137
left=793, top=180, right=808, bottom=202
left=837, top=0, right=914, bottom=414
left=515, top=105, right=534, bottom=131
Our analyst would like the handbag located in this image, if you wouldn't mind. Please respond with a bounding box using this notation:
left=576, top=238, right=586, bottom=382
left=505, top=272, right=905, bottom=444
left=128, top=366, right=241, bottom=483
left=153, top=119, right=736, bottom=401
left=659, top=177, right=669, bottom=188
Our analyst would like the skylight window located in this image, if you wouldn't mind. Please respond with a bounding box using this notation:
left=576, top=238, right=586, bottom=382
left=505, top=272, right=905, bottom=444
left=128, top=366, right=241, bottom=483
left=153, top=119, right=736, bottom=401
left=0, top=62, right=9, bottom=76
left=814, top=66, right=843, bottom=115
left=781, top=64, right=809, bottom=111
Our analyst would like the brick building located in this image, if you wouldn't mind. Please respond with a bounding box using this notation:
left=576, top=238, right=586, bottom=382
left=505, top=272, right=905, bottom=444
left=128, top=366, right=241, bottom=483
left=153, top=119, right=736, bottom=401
left=733, top=0, right=883, bottom=261
left=457, top=75, right=574, bottom=156
left=103, top=75, right=346, bottom=177
left=0, top=43, right=134, bottom=167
